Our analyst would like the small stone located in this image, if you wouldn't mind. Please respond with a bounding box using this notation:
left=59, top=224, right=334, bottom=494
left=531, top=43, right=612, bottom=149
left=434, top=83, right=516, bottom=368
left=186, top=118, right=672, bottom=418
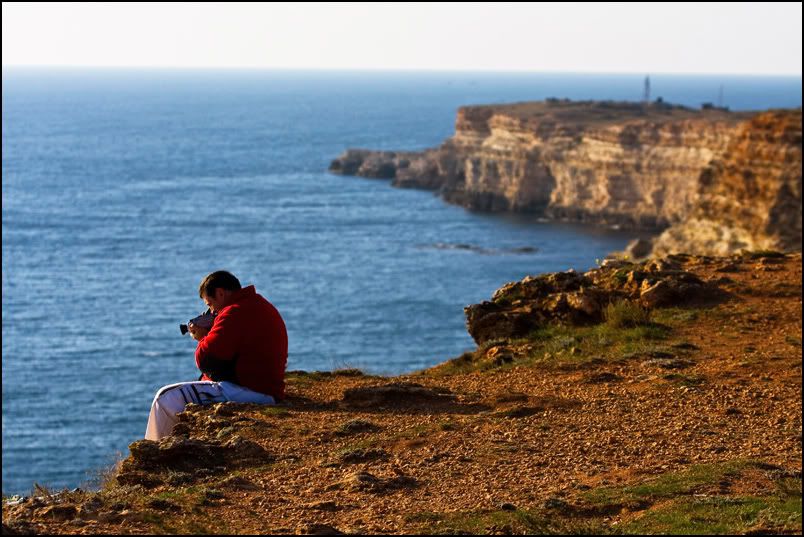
left=499, top=502, right=516, bottom=511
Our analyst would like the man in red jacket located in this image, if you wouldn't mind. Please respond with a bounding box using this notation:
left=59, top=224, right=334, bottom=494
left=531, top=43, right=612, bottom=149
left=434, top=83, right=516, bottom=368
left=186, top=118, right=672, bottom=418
left=145, top=271, right=288, bottom=440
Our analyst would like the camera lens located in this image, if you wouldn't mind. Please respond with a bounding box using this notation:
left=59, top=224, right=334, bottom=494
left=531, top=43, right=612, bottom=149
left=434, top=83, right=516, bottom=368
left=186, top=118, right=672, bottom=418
left=179, top=324, right=189, bottom=335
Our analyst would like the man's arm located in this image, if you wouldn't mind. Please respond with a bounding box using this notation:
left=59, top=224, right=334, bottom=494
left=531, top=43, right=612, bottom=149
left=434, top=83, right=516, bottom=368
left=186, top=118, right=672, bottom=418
left=195, top=308, right=240, bottom=376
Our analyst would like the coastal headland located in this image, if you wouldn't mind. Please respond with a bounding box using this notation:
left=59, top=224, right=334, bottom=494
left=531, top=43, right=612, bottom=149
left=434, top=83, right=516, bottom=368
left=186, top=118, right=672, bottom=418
left=330, top=100, right=802, bottom=258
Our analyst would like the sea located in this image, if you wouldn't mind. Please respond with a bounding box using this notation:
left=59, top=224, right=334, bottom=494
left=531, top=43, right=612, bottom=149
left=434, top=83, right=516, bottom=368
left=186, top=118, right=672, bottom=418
left=2, top=68, right=801, bottom=495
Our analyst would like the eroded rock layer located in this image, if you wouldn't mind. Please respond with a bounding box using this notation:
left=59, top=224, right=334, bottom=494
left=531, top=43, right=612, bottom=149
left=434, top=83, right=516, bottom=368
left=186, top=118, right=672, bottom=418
left=330, top=100, right=802, bottom=254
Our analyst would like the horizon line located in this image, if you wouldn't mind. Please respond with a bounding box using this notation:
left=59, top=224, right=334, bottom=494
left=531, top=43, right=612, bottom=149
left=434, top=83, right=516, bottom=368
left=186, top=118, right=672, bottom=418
left=2, top=64, right=802, bottom=78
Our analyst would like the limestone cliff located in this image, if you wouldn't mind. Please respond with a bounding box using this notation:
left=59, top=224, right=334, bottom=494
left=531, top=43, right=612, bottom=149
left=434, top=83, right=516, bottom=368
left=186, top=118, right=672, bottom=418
left=330, top=100, right=802, bottom=254
left=652, top=110, right=803, bottom=256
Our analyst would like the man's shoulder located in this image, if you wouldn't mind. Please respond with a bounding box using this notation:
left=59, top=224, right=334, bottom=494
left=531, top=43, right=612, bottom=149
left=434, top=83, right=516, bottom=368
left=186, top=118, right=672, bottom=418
left=231, top=291, right=276, bottom=311
left=224, top=287, right=280, bottom=316
left=255, top=293, right=280, bottom=314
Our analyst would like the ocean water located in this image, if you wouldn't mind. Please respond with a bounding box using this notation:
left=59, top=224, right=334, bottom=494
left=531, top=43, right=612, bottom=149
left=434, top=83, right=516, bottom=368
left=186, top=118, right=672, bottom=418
left=2, top=68, right=801, bottom=495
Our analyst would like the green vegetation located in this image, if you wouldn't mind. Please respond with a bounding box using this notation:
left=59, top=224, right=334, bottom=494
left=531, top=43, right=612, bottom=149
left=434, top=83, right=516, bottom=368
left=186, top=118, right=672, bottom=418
left=397, top=423, right=432, bottom=440
left=287, top=367, right=374, bottom=387
left=406, top=507, right=605, bottom=535
left=439, top=420, right=459, bottom=431
left=583, top=461, right=750, bottom=507
left=85, top=451, right=126, bottom=493
left=613, top=268, right=632, bottom=285
left=578, top=460, right=802, bottom=534
left=409, top=461, right=797, bottom=535
left=334, top=439, right=380, bottom=457
left=408, top=462, right=800, bottom=534
left=663, top=373, right=707, bottom=388
left=332, top=367, right=366, bottom=377
left=427, top=305, right=679, bottom=376
left=258, top=406, right=290, bottom=418
left=621, top=495, right=801, bottom=535
left=652, top=307, right=699, bottom=325
left=604, top=300, right=652, bottom=328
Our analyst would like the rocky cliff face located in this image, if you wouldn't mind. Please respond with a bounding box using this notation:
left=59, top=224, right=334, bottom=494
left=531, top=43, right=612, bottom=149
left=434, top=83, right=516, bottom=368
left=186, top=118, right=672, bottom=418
left=330, top=100, right=802, bottom=254
left=652, top=110, right=803, bottom=256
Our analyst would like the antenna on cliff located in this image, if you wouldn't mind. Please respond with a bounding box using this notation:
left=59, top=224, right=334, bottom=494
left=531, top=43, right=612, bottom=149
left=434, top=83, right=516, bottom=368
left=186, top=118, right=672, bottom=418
left=643, top=75, right=651, bottom=103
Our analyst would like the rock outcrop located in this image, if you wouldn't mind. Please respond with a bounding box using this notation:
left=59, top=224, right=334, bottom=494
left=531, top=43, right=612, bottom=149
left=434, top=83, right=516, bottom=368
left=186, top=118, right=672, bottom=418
left=463, top=254, right=717, bottom=345
left=330, top=100, right=802, bottom=255
left=115, top=403, right=274, bottom=489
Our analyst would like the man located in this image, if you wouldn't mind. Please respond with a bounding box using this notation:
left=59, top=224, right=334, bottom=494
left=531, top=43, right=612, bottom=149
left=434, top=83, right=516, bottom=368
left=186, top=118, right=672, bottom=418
left=145, top=270, right=288, bottom=440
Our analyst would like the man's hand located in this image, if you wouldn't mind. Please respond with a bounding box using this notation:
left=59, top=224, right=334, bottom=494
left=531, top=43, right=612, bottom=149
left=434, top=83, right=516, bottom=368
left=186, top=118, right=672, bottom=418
left=187, top=322, right=209, bottom=342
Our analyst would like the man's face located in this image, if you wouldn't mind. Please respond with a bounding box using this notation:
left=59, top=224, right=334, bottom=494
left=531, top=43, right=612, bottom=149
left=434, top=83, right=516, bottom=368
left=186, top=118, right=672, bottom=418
left=203, top=288, right=229, bottom=313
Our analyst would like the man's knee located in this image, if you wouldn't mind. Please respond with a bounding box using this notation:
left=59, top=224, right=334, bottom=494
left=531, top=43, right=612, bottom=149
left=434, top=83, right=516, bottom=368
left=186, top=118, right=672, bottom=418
left=152, top=385, right=191, bottom=416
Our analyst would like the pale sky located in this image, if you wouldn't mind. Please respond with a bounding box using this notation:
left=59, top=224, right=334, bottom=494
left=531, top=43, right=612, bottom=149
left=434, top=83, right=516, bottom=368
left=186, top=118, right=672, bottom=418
left=2, top=2, right=802, bottom=75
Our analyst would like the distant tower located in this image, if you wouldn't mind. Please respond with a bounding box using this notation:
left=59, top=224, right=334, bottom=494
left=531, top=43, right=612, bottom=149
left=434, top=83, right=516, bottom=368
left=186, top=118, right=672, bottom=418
left=717, top=84, right=724, bottom=108
left=643, top=75, right=651, bottom=103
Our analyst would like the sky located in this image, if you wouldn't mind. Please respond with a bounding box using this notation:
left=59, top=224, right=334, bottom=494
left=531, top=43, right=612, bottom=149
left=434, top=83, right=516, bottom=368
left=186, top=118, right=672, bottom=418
left=2, top=2, right=802, bottom=75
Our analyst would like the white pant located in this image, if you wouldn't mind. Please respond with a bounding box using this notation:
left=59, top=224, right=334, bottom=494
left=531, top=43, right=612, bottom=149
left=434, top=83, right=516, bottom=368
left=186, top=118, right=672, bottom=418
left=145, top=380, right=275, bottom=441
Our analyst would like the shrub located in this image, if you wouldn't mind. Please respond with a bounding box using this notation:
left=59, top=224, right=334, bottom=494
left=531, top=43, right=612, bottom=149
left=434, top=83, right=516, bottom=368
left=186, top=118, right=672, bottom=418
left=604, top=300, right=652, bottom=328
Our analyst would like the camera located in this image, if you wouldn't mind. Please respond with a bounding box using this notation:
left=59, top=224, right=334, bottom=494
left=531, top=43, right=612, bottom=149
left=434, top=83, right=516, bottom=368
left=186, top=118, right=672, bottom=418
left=179, top=309, right=217, bottom=335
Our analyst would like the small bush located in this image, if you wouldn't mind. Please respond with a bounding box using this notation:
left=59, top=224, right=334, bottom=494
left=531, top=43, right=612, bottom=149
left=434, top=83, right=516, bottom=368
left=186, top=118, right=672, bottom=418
left=84, top=451, right=125, bottom=492
left=604, top=300, right=652, bottom=328
left=332, top=368, right=364, bottom=377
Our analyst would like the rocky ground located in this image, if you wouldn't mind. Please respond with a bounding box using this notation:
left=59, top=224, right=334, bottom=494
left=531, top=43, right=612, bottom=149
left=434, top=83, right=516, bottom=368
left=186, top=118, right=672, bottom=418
left=3, top=252, right=802, bottom=535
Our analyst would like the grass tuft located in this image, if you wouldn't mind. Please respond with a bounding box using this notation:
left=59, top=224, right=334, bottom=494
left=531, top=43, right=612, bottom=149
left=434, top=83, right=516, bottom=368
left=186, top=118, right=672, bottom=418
left=604, top=300, right=653, bottom=329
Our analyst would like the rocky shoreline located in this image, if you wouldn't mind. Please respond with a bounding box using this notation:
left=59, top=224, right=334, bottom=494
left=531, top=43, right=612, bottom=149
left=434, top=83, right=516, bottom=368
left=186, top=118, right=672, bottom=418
left=329, top=100, right=802, bottom=258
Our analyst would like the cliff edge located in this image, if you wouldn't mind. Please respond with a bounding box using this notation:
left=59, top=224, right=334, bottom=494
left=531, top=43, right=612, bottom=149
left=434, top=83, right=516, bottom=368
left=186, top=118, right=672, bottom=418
left=4, top=251, right=801, bottom=535
left=329, top=100, right=802, bottom=256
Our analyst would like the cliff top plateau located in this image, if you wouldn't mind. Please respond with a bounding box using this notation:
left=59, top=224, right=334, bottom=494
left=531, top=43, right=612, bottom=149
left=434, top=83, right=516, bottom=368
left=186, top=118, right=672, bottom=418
left=454, top=98, right=755, bottom=127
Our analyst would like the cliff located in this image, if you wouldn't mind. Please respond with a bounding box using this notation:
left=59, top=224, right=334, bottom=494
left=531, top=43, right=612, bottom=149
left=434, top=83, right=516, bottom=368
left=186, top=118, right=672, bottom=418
left=4, top=251, right=802, bottom=535
left=652, top=110, right=803, bottom=256
left=329, top=100, right=802, bottom=255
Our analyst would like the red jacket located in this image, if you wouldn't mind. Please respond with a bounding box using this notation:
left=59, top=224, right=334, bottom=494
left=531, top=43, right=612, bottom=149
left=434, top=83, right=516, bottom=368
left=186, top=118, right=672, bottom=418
left=195, top=286, right=287, bottom=400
